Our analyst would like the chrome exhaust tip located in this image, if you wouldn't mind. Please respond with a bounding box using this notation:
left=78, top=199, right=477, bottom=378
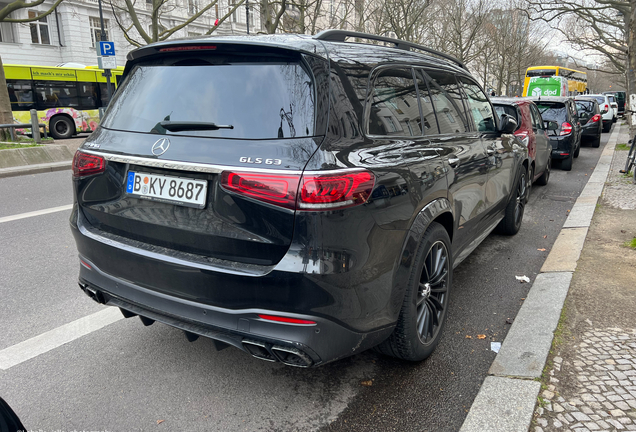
left=271, top=346, right=313, bottom=368
left=242, top=340, right=277, bottom=362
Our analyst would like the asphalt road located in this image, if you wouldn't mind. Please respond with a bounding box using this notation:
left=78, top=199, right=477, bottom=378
left=0, top=126, right=614, bottom=432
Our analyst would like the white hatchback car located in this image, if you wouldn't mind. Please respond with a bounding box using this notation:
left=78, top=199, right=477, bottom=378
left=586, top=94, right=614, bottom=133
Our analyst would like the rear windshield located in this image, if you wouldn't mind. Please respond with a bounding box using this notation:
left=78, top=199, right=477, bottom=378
left=576, top=100, right=595, bottom=113
left=102, top=62, right=315, bottom=139
left=536, top=102, right=566, bottom=122
left=588, top=96, right=605, bottom=105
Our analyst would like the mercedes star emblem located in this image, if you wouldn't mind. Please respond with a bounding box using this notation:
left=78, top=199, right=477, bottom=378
left=151, top=138, right=171, bottom=156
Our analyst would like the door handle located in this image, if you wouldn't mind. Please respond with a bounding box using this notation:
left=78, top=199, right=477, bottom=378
left=448, top=156, right=460, bottom=167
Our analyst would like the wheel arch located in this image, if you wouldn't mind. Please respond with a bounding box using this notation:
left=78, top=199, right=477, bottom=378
left=387, top=198, right=454, bottom=323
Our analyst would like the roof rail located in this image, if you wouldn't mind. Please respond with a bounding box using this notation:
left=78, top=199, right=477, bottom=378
left=314, top=30, right=466, bottom=70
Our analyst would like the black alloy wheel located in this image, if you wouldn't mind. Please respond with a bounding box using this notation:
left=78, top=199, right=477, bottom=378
left=496, top=170, right=526, bottom=235
left=416, top=240, right=450, bottom=345
left=536, top=157, right=550, bottom=186
left=375, top=222, right=452, bottom=362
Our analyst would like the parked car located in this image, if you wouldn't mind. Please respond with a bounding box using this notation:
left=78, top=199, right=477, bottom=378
left=574, top=97, right=602, bottom=148
left=527, top=96, right=582, bottom=171
left=70, top=30, right=529, bottom=367
left=604, top=91, right=626, bottom=117
left=607, top=94, right=619, bottom=123
left=586, top=94, right=614, bottom=133
left=492, top=97, right=551, bottom=186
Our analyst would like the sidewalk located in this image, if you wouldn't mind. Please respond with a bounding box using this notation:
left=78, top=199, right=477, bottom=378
left=0, top=136, right=84, bottom=178
left=462, top=124, right=636, bottom=431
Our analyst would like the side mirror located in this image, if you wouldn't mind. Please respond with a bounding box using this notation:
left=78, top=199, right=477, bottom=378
left=499, top=114, right=517, bottom=134
left=544, top=120, right=559, bottom=131
left=601, top=109, right=608, bottom=114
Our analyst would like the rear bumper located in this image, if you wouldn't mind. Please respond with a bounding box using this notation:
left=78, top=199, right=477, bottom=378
left=549, top=135, right=576, bottom=160
left=70, top=207, right=398, bottom=366
left=581, top=123, right=601, bottom=138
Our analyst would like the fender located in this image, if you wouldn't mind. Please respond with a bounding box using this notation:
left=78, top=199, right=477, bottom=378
left=386, top=198, right=454, bottom=321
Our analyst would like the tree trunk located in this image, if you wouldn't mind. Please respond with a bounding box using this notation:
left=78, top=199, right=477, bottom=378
left=0, top=56, right=12, bottom=141
left=628, top=0, right=636, bottom=136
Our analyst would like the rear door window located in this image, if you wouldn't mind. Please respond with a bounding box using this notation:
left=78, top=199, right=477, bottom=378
left=421, top=70, right=469, bottom=134
left=493, top=104, right=518, bottom=125
left=102, top=59, right=315, bottom=139
left=367, top=67, right=422, bottom=136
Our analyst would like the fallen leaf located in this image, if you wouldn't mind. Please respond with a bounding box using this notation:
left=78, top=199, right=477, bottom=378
left=521, top=298, right=525, bottom=300
left=506, top=318, right=514, bottom=324
left=157, top=420, right=165, bottom=425
left=585, top=174, right=588, bottom=176
left=361, top=380, right=373, bottom=386
left=465, top=335, right=472, bottom=339
left=477, top=334, right=486, bottom=339
left=537, top=248, right=546, bottom=251
left=567, top=210, right=571, bottom=213
left=543, top=235, right=547, bottom=238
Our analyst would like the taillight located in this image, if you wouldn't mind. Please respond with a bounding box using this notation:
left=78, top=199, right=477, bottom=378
left=560, top=122, right=573, bottom=136
left=220, top=170, right=375, bottom=211
left=258, top=314, right=316, bottom=325
left=604, top=104, right=609, bottom=111
left=221, top=172, right=299, bottom=210
left=591, top=114, right=601, bottom=123
left=72, top=151, right=105, bottom=177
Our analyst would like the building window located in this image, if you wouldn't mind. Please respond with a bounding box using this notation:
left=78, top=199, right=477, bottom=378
left=0, top=22, right=16, bottom=43
left=230, top=0, right=238, bottom=22
left=188, top=0, right=199, bottom=14
left=89, top=17, right=109, bottom=47
left=28, top=11, right=50, bottom=45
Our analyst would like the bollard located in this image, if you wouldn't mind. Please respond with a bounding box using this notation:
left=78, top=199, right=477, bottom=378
left=98, top=107, right=105, bottom=119
left=29, top=109, right=41, bottom=144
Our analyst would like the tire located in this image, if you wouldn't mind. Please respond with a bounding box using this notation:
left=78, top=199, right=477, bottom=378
left=592, top=134, right=601, bottom=148
left=603, top=123, right=611, bottom=133
left=49, top=116, right=75, bottom=140
left=495, top=168, right=526, bottom=235
left=573, top=141, right=580, bottom=158
left=375, top=222, right=451, bottom=362
left=562, top=154, right=573, bottom=171
left=527, top=165, right=534, bottom=195
left=536, top=157, right=551, bottom=186
left=624, top=142, right=636, bottom=174
left=613, top=116, right=617, bottom=123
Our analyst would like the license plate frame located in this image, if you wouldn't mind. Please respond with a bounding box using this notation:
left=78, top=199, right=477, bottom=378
left=125, top=171, right=208, bottom=209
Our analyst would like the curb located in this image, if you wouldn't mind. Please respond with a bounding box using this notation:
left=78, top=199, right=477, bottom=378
left=460, top=124, right=623, bottom=432
left=0, top=161, right=72, bottom=179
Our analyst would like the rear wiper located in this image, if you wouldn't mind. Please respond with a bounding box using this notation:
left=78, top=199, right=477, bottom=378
left=159, top=121, right=234, bottom=132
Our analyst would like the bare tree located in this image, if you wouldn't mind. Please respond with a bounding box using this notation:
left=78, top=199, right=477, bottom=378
left=0, top=0, right=65, bottom=139
left=109, top=0, right=245, bottom=47
left=381, top=0, right=433, bottom=41
left=260, top=0, right=287, bottom=33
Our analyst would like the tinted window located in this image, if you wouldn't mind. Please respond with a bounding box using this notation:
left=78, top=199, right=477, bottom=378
left=529, top=104, right=544, bottom=130
left=78, top=82, right=99, bottom=110
left=423, top=70, right=468, bottom=134
left=368, top=68, right=422, bottom=136
left=34, top=81, right=79, bottom=109
left=576, top=100, right=595, bottom=114
left=588, top=96, right=605, bottom=105
left=458, top=77, right=496, bottom=132
left=608, top=95, right=616, bottom=103
left=414, top=70, right=438, bottom=134
left=7, top=80, right=34, bottom=111
left=536, top=102, right=566, bottom=122
left=102, top=62, right=315, bottom=139
left=527, top=69, right=556, bottom=77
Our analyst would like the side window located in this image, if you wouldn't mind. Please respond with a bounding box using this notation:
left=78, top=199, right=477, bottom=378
left=458, top=77, right=496, bottom=132
left=78, top=82, right=99, bottom=110
left=367, top=68, right=422, bottom=137
left=422, top=70, right=469, bottom=134
left=530, top=104, right=544, bottom=130
left=414, top=69, right=439, bottom=134
left=34, top=80, right=79, bottom=109
left=7, top=80, right=35, bottom=111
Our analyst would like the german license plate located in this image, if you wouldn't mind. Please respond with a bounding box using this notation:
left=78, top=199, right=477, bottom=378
left=126, top=171, right=207, bottom=209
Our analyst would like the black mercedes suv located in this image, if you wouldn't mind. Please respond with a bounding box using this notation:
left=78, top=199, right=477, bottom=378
left=71, top=30, right=529, bottom=367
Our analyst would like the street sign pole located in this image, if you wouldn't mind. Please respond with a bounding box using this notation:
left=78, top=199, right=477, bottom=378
left=246, top=0, right=249, bottom=35
left=98, top=0, right=112, bottom=103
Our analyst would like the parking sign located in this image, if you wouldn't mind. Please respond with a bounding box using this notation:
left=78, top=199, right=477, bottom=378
left=99, top=41, right=116, bottom=56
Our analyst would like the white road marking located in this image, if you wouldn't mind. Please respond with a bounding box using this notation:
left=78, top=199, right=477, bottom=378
left=0, top=308, right=123, bottom=370
left=0, top=204, right=73, bottom=224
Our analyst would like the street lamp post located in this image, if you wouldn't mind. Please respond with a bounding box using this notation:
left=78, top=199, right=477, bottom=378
left=246, top=0, right=249, bottom=34
left=97, top=0, right=112, bottom=103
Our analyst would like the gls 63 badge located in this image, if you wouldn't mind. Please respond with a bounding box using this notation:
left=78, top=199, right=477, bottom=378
left=239, top=157, right=282, bottom=165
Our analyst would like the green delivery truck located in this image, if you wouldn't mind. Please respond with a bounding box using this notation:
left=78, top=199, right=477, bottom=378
left=524, top=76, right=569, bottom=97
